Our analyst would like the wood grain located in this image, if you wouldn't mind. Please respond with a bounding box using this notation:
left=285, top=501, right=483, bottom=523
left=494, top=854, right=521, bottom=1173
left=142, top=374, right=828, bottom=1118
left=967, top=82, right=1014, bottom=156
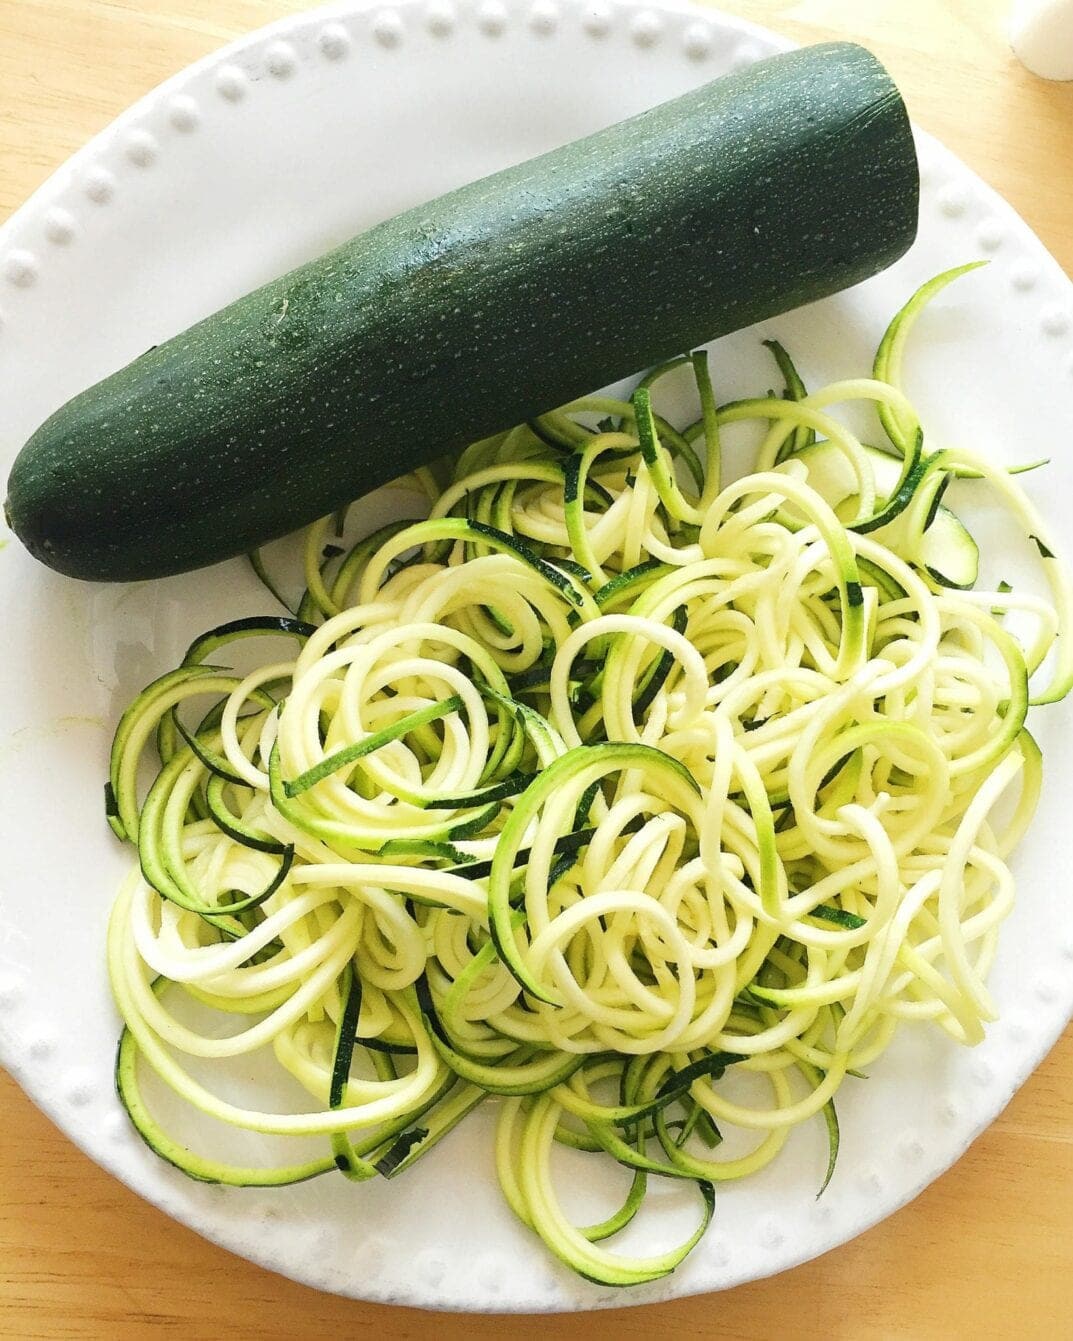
left=2, top=1, right=1072, bottom=1336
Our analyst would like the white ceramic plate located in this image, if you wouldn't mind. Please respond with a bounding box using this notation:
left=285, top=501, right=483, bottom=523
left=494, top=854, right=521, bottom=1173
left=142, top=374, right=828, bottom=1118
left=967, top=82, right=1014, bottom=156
left=1, top=0, right=1072, bottom=1313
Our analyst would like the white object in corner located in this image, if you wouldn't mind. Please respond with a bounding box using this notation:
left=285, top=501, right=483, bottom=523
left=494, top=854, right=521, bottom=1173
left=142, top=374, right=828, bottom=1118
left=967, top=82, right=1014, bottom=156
left=1011, top=0, right=1073, bottom=79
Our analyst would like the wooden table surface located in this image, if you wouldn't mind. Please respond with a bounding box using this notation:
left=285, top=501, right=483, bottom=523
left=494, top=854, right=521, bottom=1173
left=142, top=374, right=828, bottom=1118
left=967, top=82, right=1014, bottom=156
left=1, top=1, right=1071, bottom=1337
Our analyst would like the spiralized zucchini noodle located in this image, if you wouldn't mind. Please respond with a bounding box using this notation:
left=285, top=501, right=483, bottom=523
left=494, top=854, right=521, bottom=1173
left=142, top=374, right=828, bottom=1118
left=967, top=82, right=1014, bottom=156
left=107, top=265, right=1071, bottom=1285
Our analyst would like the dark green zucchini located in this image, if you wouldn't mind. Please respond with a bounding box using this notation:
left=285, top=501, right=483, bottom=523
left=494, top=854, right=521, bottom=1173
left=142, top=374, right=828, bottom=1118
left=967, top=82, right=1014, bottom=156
left=4, top=41, right=917, bottom=581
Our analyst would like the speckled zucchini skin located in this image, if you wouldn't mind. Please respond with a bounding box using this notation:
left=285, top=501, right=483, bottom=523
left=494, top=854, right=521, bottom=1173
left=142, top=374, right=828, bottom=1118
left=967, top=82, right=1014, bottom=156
left=5, top=41, right=917, bottom=581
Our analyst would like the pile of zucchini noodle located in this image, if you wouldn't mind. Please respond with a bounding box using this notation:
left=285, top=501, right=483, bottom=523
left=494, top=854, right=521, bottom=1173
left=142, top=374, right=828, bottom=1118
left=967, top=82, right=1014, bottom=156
left=107, top=265, right=1071, bottom=1286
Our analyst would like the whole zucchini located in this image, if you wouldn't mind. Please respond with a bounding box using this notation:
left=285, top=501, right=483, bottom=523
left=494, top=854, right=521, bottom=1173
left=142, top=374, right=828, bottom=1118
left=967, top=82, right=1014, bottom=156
left=5, top=41, right=918, bottom=581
